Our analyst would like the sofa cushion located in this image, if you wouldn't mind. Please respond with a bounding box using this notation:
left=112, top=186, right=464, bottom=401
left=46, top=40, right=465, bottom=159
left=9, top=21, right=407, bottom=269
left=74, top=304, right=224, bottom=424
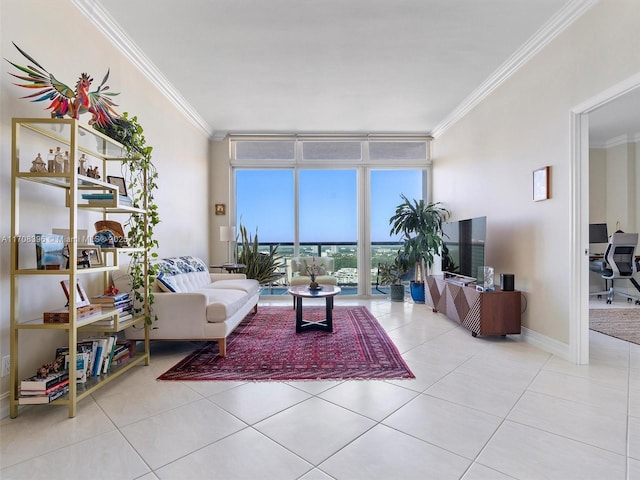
left=209, top=279, right=260, bottom=297
left=199, top=288, right=248, bottom=323
left=156, top=272, right=177, bottom=292
left=154, top=256, right=209, bottom=275
left=154, top=256, right=211, bottom=292
left=159, top=271, right=211, bottom=293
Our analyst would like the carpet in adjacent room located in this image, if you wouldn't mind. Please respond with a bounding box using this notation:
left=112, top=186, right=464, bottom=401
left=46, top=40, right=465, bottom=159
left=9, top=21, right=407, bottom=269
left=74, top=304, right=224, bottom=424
left=589, top=308, right=640, bottom=345
left=158, top=305, right=415, bottom=382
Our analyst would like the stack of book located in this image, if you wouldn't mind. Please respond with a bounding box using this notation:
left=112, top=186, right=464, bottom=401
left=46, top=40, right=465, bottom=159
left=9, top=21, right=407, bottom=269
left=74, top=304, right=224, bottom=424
left=19, top=370, right=70, bottom=404
left=81, top=193, right=133, bottom=206
left=90, top=292, right=133, bottom=325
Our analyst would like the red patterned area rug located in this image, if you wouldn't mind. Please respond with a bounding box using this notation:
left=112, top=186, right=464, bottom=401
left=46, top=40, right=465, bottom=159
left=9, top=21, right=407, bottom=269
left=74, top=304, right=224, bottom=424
left=157, top=306, right=414, bottom=382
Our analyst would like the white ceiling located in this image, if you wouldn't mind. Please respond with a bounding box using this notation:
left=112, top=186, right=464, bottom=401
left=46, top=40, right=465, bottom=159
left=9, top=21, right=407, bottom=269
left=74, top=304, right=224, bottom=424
left=73, top=0, right=630, bottom=142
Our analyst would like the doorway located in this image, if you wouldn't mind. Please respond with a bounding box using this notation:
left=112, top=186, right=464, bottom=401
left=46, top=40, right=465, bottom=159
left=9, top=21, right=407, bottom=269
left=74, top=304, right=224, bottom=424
left=571, top=72, right=640, bottom=364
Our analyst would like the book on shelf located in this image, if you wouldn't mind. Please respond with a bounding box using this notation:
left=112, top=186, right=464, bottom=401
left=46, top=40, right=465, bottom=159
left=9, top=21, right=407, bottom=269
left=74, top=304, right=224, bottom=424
left=81, top=193, right=133, bottom=201
left=80, top=335, right=119, bottom=376
left=20, top=379, right=69, bottom=396
left=100, top=299, right=133, bottom=311
left=19, top=383, right=69, bottom=404
left=103, top=335, right=119, bottom=374
left=90, top=292, right=130, bottom=304
left=55, top=345, right=92, bottom=383
left=90, top=318, right=115, bottom=327
left=20, top=370, right=69, bottom=391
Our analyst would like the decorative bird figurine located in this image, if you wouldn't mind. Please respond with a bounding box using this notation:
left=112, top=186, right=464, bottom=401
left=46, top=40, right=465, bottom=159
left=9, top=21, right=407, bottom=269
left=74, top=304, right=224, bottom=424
left=6, top=42, right=120, bottom=127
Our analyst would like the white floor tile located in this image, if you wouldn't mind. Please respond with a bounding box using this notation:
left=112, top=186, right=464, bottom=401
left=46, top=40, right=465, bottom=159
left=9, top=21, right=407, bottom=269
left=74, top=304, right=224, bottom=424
left=0, top=430, right=150, bottom=480
left=425, top=371, right=525, bottom=417
left=317, top=379, right=419, bottom=421
left=507, top=390, right=627, bottom=454
left=120, top=398, right=247, bottom=469
left=528, top=369, right=629, bottom=413
left=0, top=398, right=115, bottom=468
left=208, top=381, right=311, bottom=424
left=630, top=415, right=640, bottom=461
left=630, top=457, right=640, bottom=480
left=477, top=421, right=627, bottom=480
left=254, top=397, right=375, bottom=465
left=92, top=373, right=205, bottom=427
left=461, top=463, right=517, bottom=480
left=319, top=423, right=470, bottom=480
left=383, top=393, right=502, bottom=459
left=154, top=427, right=312, bottom=480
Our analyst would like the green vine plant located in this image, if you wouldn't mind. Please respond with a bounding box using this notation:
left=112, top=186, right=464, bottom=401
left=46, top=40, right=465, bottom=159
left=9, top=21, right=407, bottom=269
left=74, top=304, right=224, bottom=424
left=94, top=112, right=160, bottom=324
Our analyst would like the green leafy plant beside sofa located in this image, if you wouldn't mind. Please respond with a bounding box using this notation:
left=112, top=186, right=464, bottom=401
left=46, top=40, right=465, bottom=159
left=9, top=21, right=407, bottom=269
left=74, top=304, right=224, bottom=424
left=236, top=225, right=284, bottom=286
left=94, top=113, right=160, bottom=324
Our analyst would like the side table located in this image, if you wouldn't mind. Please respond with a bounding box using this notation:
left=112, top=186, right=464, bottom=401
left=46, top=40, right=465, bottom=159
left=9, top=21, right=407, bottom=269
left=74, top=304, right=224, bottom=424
left=210, top=263, right=246, bottom=273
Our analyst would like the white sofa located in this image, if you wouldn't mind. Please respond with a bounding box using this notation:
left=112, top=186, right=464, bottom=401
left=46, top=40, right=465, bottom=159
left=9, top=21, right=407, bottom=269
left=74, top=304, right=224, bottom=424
left=112, top=256, right=260, bottom=357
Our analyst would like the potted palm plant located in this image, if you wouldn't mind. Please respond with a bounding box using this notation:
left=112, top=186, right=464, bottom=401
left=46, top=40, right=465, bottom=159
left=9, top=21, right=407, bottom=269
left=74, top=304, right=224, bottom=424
left=389, top=195, right=450, bottom=303
left=377, top=251, right=410, bottom=302
left=236, top=224, right=284, bottom=286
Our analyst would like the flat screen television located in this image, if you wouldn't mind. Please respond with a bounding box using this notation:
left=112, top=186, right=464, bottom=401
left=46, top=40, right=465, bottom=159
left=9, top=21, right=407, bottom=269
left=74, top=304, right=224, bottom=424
left=441, top=216, right=487, bottom=281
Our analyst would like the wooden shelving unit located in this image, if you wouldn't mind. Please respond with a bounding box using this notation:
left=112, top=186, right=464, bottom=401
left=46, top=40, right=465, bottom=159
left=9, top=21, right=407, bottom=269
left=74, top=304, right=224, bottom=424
left=9, top=118, right=150, bottom=418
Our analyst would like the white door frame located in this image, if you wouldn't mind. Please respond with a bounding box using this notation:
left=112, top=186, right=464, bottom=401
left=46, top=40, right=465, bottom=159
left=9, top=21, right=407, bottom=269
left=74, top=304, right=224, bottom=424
left=570, top=73, right=640, bottom=364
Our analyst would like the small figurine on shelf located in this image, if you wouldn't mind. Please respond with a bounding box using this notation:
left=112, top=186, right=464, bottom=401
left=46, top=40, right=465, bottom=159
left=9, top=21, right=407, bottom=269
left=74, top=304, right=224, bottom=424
left=29, top=153, right=47, bottom=173
left=86, top=165, right=100, bottom=180
left=54, top=146, right=63, bottom=173
left=63, top=151, right=70, bottom=173
left=47, top=149, right=55, bottom=173
left=78, top=154, right=87, bottom=175
left=36, top=355, right=65, bottom=378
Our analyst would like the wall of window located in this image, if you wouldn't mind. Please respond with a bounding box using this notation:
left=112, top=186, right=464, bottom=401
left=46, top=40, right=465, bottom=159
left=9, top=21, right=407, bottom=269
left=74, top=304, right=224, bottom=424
left=232, top=137, right=430, bottom=295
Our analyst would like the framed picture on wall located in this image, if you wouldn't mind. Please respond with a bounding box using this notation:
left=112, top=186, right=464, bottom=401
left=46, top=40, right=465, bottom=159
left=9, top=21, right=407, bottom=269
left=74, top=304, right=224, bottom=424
left=533, top=166, right=550, bottom=201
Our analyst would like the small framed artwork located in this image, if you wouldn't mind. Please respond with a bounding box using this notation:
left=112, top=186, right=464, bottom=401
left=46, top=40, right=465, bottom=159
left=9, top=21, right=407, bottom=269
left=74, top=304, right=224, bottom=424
left=533, top=166, right=550, bottom=201
left=215, top=203, right=226, bottom=215
left=60, top=280, right=90, bottom=307
left=107, top=175, right=128, bottom=197
left=76, top=245, right=103, bottom=268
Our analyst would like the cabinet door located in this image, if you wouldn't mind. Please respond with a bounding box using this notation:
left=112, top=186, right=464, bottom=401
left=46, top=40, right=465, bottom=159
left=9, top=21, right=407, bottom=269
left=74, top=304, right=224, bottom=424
left=479, top=291, right=521, bottom=335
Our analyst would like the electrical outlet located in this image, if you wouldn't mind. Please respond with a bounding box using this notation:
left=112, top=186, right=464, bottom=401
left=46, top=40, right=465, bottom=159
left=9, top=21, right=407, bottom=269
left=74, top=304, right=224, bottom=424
left=1, top=356, right=10, bottom=377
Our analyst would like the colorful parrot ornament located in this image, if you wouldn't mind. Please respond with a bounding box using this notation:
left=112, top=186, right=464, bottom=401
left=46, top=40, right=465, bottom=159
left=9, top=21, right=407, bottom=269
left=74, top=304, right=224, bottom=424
left=6, top=42, right=120, bottom=127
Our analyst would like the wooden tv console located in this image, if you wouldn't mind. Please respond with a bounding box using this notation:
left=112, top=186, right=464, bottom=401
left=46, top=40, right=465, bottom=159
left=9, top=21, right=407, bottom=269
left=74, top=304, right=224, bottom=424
left=425, top=275, right=521, bottom=337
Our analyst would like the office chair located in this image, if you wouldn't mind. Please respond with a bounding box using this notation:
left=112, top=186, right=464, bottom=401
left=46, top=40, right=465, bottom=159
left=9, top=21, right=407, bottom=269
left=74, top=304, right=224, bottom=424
left=590, top=232, right=640, bottom=304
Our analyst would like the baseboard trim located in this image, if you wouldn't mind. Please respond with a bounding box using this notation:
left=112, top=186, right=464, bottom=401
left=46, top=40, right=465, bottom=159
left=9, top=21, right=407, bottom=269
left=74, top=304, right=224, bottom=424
left=521, top=326, right=571, bottom=361
left=0, top=391, right=9, bottom=420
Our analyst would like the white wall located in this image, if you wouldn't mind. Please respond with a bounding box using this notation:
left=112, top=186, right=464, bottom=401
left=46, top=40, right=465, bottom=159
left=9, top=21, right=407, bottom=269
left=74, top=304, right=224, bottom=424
left=432, top=0, right=640, bottom=347
left=209, top=139, right=234, bottom=265
left=0, top=0, right=210, bottom=414
left=606, top=142, right=637, bottom=232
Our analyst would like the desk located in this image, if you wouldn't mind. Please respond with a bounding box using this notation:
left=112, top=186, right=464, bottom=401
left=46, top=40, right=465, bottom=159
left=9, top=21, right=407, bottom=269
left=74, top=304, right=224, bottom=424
left=210, top=263, right=246, bottom=273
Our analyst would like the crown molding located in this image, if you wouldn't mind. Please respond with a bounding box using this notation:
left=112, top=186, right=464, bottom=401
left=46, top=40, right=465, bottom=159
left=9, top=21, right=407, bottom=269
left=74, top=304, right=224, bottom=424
left=71, top=0, right=212, bottom=138
left=431, top=0, right=597, bottom=139
left=590, top=132, right=640, bottom=149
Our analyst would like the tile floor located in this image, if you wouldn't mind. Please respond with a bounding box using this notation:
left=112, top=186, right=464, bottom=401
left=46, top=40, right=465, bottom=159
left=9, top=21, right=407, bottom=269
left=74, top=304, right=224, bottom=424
left=1, top=297, right=639, bottom=480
